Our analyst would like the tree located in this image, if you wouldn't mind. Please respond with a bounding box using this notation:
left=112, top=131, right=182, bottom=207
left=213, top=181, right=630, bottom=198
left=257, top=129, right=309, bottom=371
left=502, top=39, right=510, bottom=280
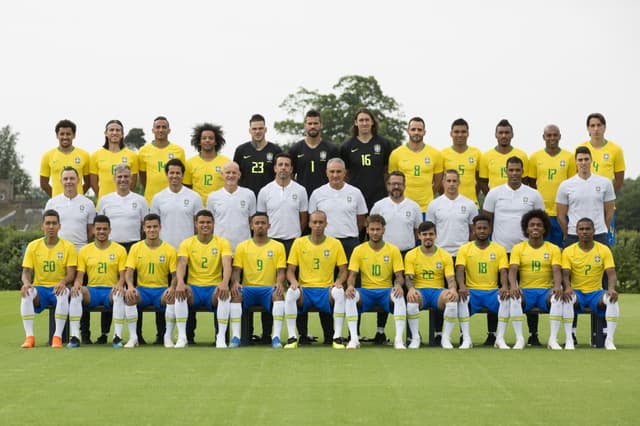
left=615, top=177, right=640, bottom=231
left=124, top=128, right=146, bottom=150
left=0, top=125, right=33, bottom=197
left=274, top=75, right=405, bottom=147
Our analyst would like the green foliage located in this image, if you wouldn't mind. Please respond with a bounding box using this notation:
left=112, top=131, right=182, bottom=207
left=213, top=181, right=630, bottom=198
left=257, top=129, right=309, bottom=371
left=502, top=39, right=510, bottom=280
left=124, top=128, right=146, bottom=150
left=0, top=227, right=41, bottom=290
left=0, top=125, right=33, bottom=196
left=615, top=176, right=640, bottom=231
left=612, top=230, right=640, bottom=293
left=274, top=75, right=405, bottom=147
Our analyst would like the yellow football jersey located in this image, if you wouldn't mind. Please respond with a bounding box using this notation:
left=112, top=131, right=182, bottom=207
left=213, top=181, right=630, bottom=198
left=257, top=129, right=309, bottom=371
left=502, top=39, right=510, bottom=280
left=22, top=238, right=77, bottom=287
left=441, top=145, right=482, bottom=204
left=510, top=241, right=561, bottom=289
left=562, top=242, right=615, bottom=292
left=77, top=242, right=127, bottom=287
left=233, top=239, right=286, bottom=287
left=138, top=142, right=186, bottom=204
left=178, top=235, right=232, bottom=286
left=126, top=240, right=177, bottom=288
left=528, top=149, right=575, bottom=215
left=90, top=148, right=139, bottom=201
left=578, top=140, right=625, bottom=182
left=455, top=241, right=508, bottom=290
left=183, top=154, right=230, bottom=205
left=40, top=147, right=90, bottom=196
left=287, top=236, right=348, bottom=288
left=404, top=246, right=454, bottom=289
left=479, top=147, right=528, bottom=189
left=388, top=144, right=443, bottom=210
left=348, top=242, right=404, bottom=289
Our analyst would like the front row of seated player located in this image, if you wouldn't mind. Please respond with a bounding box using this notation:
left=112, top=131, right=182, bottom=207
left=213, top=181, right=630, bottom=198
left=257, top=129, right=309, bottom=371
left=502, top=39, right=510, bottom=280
left=19, top=208, right=619, bottom=350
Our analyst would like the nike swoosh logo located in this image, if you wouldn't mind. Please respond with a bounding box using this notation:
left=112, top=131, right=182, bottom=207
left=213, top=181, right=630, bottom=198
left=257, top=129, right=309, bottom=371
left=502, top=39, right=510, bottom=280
left=350, top=148, right=359, bottom=153
left=243, top=155, right=251, bottom=159
left=297, top=154, right=304, bottom=158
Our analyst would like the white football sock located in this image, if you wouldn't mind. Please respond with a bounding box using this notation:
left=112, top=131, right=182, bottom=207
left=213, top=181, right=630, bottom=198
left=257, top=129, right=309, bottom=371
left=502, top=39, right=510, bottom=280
left=604, top=294, right=619, bottom=342
left=69, top=293, right=83, bottom=338
left=346, top=291, right=360, bottom=342
left=407, top=302, right=420, bottom=340
left=458, top=300, right=471, bottom=341
left=54, top=288, right=69, bottom=338
left=496, top=297, right=510, bottom=341
left=509, top=297, right=524, bottom=341
left=331, top=287, right=345, bottom=339
left=443, top=302, right=458, bottom=341
left=174, top=298, right=189, bottom=341
left=125, top=304, right=138, bottom=340
left=230, top=303, right=242, bottom=339
left=21, top=288, right=37, bottom=337
left=392, top=294, right=406, bottom=343
left=164, top=303, right=176, bottom=340
left=563, top=295, right=576, bottom=344
left=284, top=288, right=300, bottom=339
left=216, top=297, right=230, bottom=340
left=548, top=295, right=562, bottom=343
left=272, top=300, right=284, bottom=339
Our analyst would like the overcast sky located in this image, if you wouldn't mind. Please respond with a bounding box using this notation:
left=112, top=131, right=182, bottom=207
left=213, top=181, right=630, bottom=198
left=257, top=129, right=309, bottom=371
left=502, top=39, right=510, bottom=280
left=2, top=0, right=638, bottom=183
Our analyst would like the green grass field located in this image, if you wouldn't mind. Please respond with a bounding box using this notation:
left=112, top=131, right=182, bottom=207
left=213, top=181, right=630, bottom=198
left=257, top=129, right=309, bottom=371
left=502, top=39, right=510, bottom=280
left=1, top=291, right=638, bottom=425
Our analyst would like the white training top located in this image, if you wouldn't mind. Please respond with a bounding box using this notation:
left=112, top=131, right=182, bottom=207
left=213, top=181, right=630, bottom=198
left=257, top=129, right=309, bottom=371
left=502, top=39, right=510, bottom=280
left=257, top=180, right=308, bottom=240
left=308, top=183, right=367, bottom=238
left=483, top=183, right=544, bottom=252
left=370, top=196, right=422, bottom=251
left=425, top=193, right=478, bottom=256
left=206, top=186, right=257, bottom=252
left=97, top=191, right=149, bottom=243
left=45, top=194, right=96, bottom=251
left=555, top=174, right=616, bottom=235
left=151, top=186, right=203, bottom=250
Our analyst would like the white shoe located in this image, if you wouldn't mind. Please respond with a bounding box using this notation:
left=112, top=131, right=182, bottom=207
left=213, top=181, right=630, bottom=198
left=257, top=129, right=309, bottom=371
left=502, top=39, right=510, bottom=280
left=547, top=340, right=562, bottom=350
left=459, top=340, right=473, bottom=349
left=408, top=336, right=421, bottom=349
left=604, top=339, right=616, bottom=351
left=441, top=337, right=453, bottom=350
left=164, top=335, right=174, bottom=348
left=216, top=340, right=227, bottom=349
left=124, top=338, right=138, bottom=348
left=513, top=338, right=525, bottom=350
left=174, top=338, right=188, bottom=349
left=494, top=339, right=510, bottom=350
left=394, top=340, right=406, bottom=350
left=346, top=339, right=360, bottom=350
left=564, top=340, right=575, bottom=350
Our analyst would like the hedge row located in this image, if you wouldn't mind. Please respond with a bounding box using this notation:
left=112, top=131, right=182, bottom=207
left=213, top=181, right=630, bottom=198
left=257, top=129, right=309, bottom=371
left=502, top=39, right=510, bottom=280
left=1, top=227, right=639, bottom=292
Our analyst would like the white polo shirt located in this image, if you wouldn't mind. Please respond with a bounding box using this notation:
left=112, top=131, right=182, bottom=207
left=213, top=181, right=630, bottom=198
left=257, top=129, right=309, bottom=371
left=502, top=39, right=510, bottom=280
left=257, top=180, right=308, bottom=240
left=483, top=183, right=544, bottom=252
left=370, top=197, right=421, bottom=251
left=97, top=191, right=149, bottom=243
left=45, top=193, right=96, bottom=251
left=425, top=194, right=478, bottom=256
left=151, top=186, right=203, bottom=250
left=206, top=186, right=256, bottom=252
left=308, top=183, right=367, bottom=238
left=556, top=173, right=615, bottom=235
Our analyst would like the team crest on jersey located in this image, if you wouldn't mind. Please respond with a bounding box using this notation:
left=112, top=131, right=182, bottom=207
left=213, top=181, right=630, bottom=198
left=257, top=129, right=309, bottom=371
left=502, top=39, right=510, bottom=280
left=122, top=157, right=128, bottom=163
left=405, top=211, right=411, bottom=218
left=560, top=160, right=566, bottom=167
left=595, top=186, right=601, bottom=193
left=604, top=154, right=610, bottom=160
left=211, top=248, right=218, bottom=256
left=543, top=253, right=550, bottom=260
left=373, top=144, right=381, bottom=154
left=461, top=206, right=467, bottom=213
left=215, top=166, right=221, bottom=172
left=110, top=253, right=116, bottom=261
left=240, top=200, right=246, bottom=208
left=74, top=157, right=81, bottom=164
left=522, top=197, right=529, bottom=204
left=57, top=252, right=64, bottom=259
left=436, top=262, right=442, bottom=270
left=266, top=153, right=274, bottom=161
left=80, top=205, right=85, bottom=212
left=169, top=154, right=175, bottom=159
left=184, top=200, right=190, bottom=207
left=469, top=157, right=475, bottom=164
left=292, top=194, right=298, bottom=200
left=267, top=250, right=273, bottom=258
left=323, top=249, right=330, bottom=257
left=490, top=253, right=496, bottom=261
left=424, top=157, right=431, bottom=165
left=320, top=151, right=327, bottom=160
left=159, top=256, right=166, bottom=263
left=594, top=256, right=601, bottom=263
left=132, top=202, right=137, bottom=209
left=347, top=196, right=352, bottom=203
left=383, top=255, right=390, bottom=263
